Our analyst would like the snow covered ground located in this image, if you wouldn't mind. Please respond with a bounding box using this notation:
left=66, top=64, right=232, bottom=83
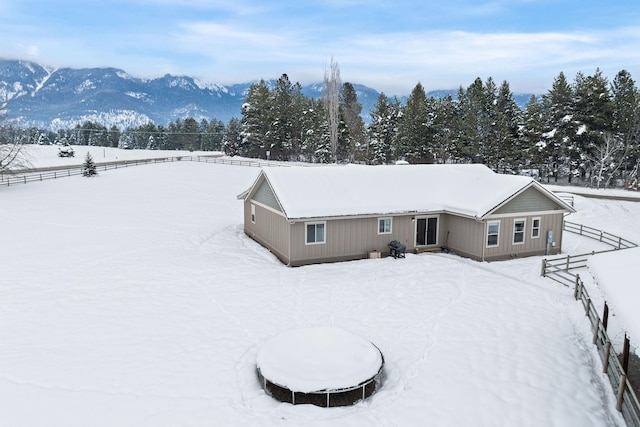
left=21, top=144, right=221, bottom=169
left=0, top=147, right=635, bottom=426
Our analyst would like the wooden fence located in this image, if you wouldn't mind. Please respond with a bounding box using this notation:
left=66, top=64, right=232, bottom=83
left=0, top=155, right=287, bottom=187
left=557, top=193, right=575, bottom=207
left=564, top=221, right=638, bottom=250
left=542, top=222, right=639, bottom=425
left=574, top=274, right=640, bottom=427
left=541, top=221, right=637, bottom=288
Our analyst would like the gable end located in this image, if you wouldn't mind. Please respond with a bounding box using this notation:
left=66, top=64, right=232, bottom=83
left=493, top=186, right=563, bottom=215
left=252, top=180, right=283, bottom=213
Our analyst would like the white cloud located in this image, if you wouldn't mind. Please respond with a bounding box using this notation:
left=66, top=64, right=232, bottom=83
left=176, top=22, right=290, bottom=48
left=291, top=26, right=640, bottom=93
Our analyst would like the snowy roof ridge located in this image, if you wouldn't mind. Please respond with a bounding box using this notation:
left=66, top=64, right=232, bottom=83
left=254, top=164, right=554, bottom=220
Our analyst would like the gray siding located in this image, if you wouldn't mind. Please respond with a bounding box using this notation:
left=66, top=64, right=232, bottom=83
left=253, top=180, right=282, bottom=212
left=494, top=187, right=563, bottom=215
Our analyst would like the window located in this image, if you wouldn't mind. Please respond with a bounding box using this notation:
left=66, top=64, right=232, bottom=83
left=531, top=217, right=541, bottom=239
left=378, top=217, right=392, bottom=234
left=251, top=204, right=256, bottom=224
left=305, top=222, right=326, bottom=245
left=513, top=219, right=526, bottom=244
left=487, top=221, right=500, bottom=247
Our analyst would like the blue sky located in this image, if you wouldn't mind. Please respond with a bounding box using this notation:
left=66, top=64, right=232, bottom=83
left=1, top=0, right=640, bottom=95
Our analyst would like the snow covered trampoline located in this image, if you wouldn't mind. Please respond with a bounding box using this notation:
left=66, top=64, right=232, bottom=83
left=256, top=327, right=384, bottom=407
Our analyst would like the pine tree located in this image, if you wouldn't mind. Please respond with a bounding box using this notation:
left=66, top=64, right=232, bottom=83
left=396, top=82, right=433, bottom=163
left=240, top=80, right=272, bottom=158
left=368, top=93, right=393, bottom=164
left=494, top=80, right=522, bottom=173
left=314, top=104, right=333, bottom=164
left=204, top=119, right=226, bottom=152
left=457, top=78, right=489, bottom=163
left=611, top=70, right=640, bottom=182
left=298, top=99, right=317, bottom=161
left=108, top=125, right=120, bottom=148
left=268, top=74, right=301, bottom=161
left=521, top=95, right=546, bottom=179
left=541, top=72, right=575, bottom=182
left=82, top=152, right=97, bottom=177
left=431, top=95, right=457, bottom=163
left=222, top=118, right=242, bottom=156
left=573, top=69, right=614, bottom=182
left=340, top=82, right=366, bottom=161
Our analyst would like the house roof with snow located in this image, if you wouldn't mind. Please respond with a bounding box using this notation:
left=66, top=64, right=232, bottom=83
left=239, top=164, right=575, bottom=220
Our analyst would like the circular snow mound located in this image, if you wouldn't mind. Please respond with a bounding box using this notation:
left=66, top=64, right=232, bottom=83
left=256, top=327, right=384, bottom=407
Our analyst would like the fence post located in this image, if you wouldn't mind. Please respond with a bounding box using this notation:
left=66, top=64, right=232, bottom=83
left=617, top=374, right=627, bottom=412
left=541, top=259, right=547, bottom=277
left=592, top=319, right=600, bottom=345
left=566, top=255, right=571, bottom=271
left=573, top=274, right=581, bottom=300
left=603, top=341, right=611, bottom=373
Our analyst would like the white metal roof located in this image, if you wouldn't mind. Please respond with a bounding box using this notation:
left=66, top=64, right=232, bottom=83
left=248, top=164, right=572, bottom=219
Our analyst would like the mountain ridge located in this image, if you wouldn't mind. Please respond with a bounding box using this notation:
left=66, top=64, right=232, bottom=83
left=1, top=59, right=535, bottom=130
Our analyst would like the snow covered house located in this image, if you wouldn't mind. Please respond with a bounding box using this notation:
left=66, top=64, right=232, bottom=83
left=237, top=164, right=576, bottom=266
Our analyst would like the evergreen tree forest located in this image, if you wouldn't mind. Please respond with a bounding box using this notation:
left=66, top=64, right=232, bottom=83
left=3, top=68, right=639, bottom=188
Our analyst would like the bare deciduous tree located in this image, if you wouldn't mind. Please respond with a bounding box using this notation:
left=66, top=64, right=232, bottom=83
left=322, top=58, right=341, bottom=163
left=0, top=124, right=31, bottom=174
left=587, top=133, right=628, bottom=188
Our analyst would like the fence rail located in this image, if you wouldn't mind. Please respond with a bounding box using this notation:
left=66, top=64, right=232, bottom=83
left=574, top=275, right=640, bottom=427
left=564, top=221, right=638, bottom=250
left=557, top=193, right=575, bottom=207
left=541, top=221, right=637, bottom=288
left=541, top=222, right=639, bottom=425
left=0, top=155, right=286, bottom=187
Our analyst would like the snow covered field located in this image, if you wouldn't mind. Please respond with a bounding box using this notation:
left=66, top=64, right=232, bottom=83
left=1, top=147, right=636, bottom=426
left=22, top=144, right=221, bottom=169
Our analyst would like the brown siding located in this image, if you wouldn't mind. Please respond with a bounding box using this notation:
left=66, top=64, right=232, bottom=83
left=483, top=213, right=565, bottom=260
left=290, top=216, right=415, bottom=266
left=242, top=199, right=566, bottom=266
left=441, top=215, right=485, bottom=260
left=244, top=200, right=290, bottom=263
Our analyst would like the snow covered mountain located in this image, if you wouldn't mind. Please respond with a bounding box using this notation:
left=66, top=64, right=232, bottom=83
left=0, top=59, right=253, bottom=130
left=0, top=59, right=532, bottom=130
left=0, top=59, right=384, bottom=130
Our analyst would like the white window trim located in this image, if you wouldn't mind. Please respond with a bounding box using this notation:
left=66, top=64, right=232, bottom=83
left=378, top=217, right=392, bottom=234
left=250, top=204, right=256, bottom=224
left=305, top=221, right=326, bottom=245
left=486, top=220, right=500, bottom=248
left=513, top=218, right=526, bottom=245
left=531, top=217, right=541, bottom=239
